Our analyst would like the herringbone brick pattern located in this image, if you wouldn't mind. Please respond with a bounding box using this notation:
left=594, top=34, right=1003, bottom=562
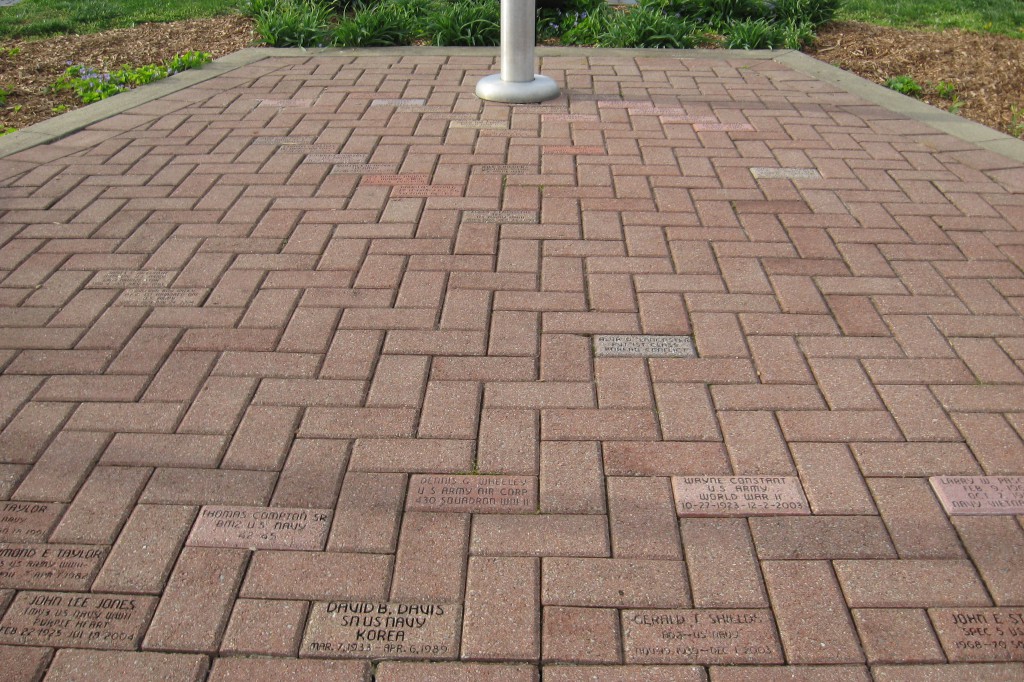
left=1, top=50, right=1023, bottom=680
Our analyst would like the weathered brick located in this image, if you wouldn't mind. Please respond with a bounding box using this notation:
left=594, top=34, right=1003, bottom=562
left=49, top=465, right=150, bottom=545
left=220, top=599, right=308, bottom=656
left=851, top=608, right=944, bottom=664
left=542, top=606, right=621, bottom=664
left=241, top=550, right=392, bottom=600
left=542, top=557, right=690, bottom=608
left=45, top=651, right=208, bottom=682
left=328, top=471, right=406, bottom=553
left=462, top=556, right=540, bottom=661
left=868, top=478, right=963, bottom=559
left=391, top=511, right=470, bottom=603
left=833, top=560, right=990, bottom=607
left=607, top=476, right=681, bottom=560
left=471, top=514, right=609, bottom=557
left=681, top=517, right=767, bottom=608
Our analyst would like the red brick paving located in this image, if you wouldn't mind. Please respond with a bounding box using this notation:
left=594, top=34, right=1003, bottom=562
left=0, top=47, right=1023, bottom=679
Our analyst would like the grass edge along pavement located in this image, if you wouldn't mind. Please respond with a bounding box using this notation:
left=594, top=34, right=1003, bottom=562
left=0, top=0, right=240, bottom=39
left=2, top=45, right=1024, bottom=166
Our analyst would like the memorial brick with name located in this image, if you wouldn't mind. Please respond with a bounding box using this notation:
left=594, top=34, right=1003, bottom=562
left=930, top=608, right=1024, bottom=662
left=693, top=123, right=756, bottom=132
left=541, top=114, right=600, bottom=122
left=391, top=186, right=463, bottom=198
left=594, top=335, right=696, bottom=358
left=929, top=476, right=1024, bottom=515
left=306, top=154, right=371, bottom=165
left=251, top=136, right=317, bottom=145
left=448, top=121, right=509, bottom=130
left=272, top=144, right=340, bottom=154
left=623, top=609, right=783, bottom=664
left=0, top=502, right=64, bottom=543
left=369, top=98, right=426, bottom=107
left=89, top=271, right=175, bottom=288
left=672, top=477, right=810, bottom=516
left=117, top=289, right=207, bottom=307
left=0, top=544, right=107, bottom=590
left=543, top=146, right=606, bottom=155
left=301, top=602, right=461, bottom=660
left=406, top=475, right=537, bottom=514
left=187, top=506, right=332, bottom=550
left=257, top=99, right=314, bottom=108
left=0, top=591, right=157, bottom=650
left=476, top=164, right=536, bottom=175
left=361, top=174, right=431, bottom=186
left=330, top=164, right=400, bottom=174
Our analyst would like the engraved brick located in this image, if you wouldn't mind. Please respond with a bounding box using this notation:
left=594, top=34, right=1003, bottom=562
left=543, top=606, right=621, bottom=664
left=623, top=608, right=781, bottom=664
left=929, top=607, right=1024, bottom=662
left=463, top=556, right=540, bottom=661
left=762, top=561, right=864, bottom=664
left=930, top=475, right=1024, bottom=514
left=407, top=474, right=536, bottom=514
left=595, top=335, right=696, bottom=358
left=0, top=590, right=156, bottom=649
left=0, top=501, right=64, bottom=543
left=0, top=542, right=106, bottom=590
left=45, top=650, right=208, bottom=682
left=93, top=504, right=196, bottom=594
left=188, top=506, right=331, bottom=550
left=672, top=476, right=808, bottom=516
left=543, top=558, right=690, bottom=608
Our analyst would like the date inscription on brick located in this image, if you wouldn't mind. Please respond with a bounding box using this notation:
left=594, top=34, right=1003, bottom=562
left=543, top=146, right=606, bottom=155
left=930, top=608, right=1024, bottom=661
left=306, top=154, right=371, bottom=165
left=117, top=289, right=206, bottom=307
left=331, top=164, right=400, bottom=174
left=448, top=121, right=508, bottom=130
left=0, top=502, right=64, bottom=543
left=406, top=475, right=537, bottom=514
left=0, top=544, right=107, bottom=590
left=252, top=136, right=317, bottom=145
left=301, top=602, right=460, bottom=660
left=187, top=506, right=332, bottom=550
left=623, top=609, right=782, bottom=664
left=930, top=476, right=1024, bottom=515
left=595, top=335, right=696, bottom=358
left=672, top=476, right=809, bottom=516
left=0, top=591, right=156, bottom=650
left=391, top=185, right=463, bottom=198
left=361, top=174, right=431, bottom=186
left=89, top=271, right=175, bottom=288
left=693, top=123, right=755, bottom=132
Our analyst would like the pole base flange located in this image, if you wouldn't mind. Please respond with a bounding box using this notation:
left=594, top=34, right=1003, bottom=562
left=475, top=74, right=560, bottom=104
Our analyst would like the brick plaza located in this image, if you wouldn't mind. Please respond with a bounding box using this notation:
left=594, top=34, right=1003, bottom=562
left=0, top=47, right=1023, bottom=680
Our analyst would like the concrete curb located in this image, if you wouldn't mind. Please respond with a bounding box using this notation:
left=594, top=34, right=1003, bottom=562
left=2, top=46, right=1022, bottom=163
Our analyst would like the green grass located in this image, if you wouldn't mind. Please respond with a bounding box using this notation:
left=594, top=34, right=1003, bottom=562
left=0, top=0, right=240, bottom=40
left=838, top=0, right=1024, bottom=37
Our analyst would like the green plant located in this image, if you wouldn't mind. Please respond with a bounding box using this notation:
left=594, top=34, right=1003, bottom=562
left=769, top=0, right=840, bottom=25
left=934, top=80, right=957, bottom=100
left=425, top=0, right=500, bottom=47
left=0, top=126, right=16, bottom=136
left=724, top=17, right=782, bottom=48
left=0, top=85, right=12, bottom=106
left=249, top=0, right=334, bottom=47
left=1010, top=106, right=1024, bottom=139
left=779, top=18, right=815, bottom=47
left=602, top=7, right=705, bottom=48
left=0, top=46, right=20, bottom=59
left=52, top=104, right=71, bottom=114
left=333, top=0, right=416, bottom=46
left=51, top=51, right=213, bottom=105
left=885, top=74, right=923, bottom=97
left=560, top=4, right=613, bottom=45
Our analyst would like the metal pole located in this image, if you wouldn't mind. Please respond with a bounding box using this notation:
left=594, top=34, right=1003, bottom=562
left=476, top=0, right=560, bottom=103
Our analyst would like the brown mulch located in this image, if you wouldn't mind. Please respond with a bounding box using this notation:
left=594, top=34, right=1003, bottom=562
left=0, top=15, right=256, bottom=131
left=1, top=16, right=1022, bottom=138
left=806, top=21, right=1024, bottom=138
